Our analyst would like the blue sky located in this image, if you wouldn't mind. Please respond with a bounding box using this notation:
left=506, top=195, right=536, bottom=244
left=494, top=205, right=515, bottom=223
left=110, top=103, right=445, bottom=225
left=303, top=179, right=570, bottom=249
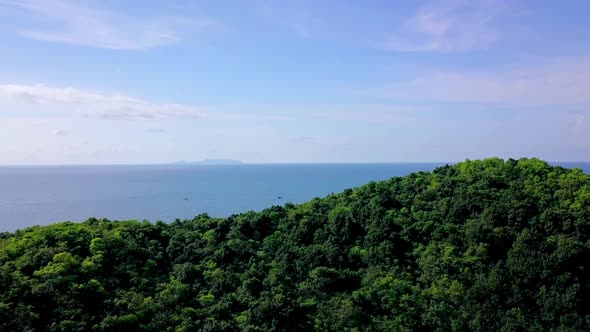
left=1, top=0, right=589, bottom=164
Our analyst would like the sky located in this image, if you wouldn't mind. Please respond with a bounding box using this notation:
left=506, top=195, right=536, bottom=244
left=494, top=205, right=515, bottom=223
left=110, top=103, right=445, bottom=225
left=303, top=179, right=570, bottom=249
left=0, top=0, right=590, bottom=164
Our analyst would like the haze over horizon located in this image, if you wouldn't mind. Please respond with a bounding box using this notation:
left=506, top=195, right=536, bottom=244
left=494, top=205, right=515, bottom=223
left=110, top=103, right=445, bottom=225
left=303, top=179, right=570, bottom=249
left=1, top=0, right=590, bottom=164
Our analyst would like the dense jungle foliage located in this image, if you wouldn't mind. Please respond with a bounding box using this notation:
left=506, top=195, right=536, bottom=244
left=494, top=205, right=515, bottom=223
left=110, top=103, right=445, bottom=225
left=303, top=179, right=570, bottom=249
left=1, top=158, right=590, bottom=331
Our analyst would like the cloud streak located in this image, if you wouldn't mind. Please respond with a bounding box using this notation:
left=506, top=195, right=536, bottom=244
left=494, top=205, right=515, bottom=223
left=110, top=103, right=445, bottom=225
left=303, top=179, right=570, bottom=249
left=0, top=83, right=204, bottom=119
left=387, top=0, right=505, bottom=52
left=382, top=55, right=590, bottom=107
left=288, top=136, right=315, bottom=143
left=257, top=0, right=319, bottom=38
left=1, top=0, right=214, bottom=49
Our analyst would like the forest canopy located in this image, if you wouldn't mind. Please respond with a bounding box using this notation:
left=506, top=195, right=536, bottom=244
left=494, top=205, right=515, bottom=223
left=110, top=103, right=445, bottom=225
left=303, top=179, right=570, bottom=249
left=1, top=158, right=590, bottom=331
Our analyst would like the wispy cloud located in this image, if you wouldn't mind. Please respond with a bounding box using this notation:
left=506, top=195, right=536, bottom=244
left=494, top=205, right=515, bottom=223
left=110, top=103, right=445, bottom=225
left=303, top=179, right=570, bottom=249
left=288, top=136, right=315, bottom=143
left=53, top=129, right=67, bottom=136
left=257, top=1, right=318, bottom=38
left=387, top=0, right=505, bottom=52
left=145, top=128, right=166, bottom=134
left=0, top=0, right=214, bottom=49
left=0, top=83, right=204, bottom=119
left=382, top=55, right=590, bottom=107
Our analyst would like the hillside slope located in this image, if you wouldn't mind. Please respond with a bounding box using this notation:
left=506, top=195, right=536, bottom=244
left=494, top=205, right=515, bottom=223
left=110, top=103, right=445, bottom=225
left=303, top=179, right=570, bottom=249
left=1, top=158, right=590, bottom=331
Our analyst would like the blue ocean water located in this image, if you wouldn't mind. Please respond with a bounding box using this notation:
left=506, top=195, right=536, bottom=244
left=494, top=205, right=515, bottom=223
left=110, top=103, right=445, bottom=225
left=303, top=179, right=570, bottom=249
left=0, top=162, right=588, bottom=232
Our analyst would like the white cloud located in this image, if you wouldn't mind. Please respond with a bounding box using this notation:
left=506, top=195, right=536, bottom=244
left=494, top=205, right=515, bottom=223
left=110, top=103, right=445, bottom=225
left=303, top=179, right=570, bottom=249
left=0, top=0, right=214, bottom=49
left=53, top=129, right=67, bottom=136
left=0, top=83, right=204, bottom=119
left=383, top=55, right=590, bottom=107
left=387, top=0, right=504, bottom=52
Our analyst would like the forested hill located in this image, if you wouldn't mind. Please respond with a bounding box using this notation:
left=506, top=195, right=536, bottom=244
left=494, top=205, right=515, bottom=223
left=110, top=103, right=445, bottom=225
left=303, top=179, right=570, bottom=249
left=2, top=158, right=590, bottom=331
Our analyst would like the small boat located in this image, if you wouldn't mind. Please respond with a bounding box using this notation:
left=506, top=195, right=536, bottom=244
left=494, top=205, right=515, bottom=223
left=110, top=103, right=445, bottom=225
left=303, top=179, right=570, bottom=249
left=277, top=196, right=283, bottom=199
left=184, top=197, right=189, bottom=201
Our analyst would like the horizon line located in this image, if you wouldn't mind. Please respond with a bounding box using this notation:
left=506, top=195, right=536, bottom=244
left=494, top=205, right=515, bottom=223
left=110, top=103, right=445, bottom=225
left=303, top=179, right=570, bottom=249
left=1, top=160, right=589, bottom=167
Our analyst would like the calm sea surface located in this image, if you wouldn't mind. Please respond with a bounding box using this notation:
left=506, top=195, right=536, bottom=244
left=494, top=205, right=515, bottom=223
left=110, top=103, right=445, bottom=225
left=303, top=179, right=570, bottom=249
left=0, top=162, right=588, bottom=232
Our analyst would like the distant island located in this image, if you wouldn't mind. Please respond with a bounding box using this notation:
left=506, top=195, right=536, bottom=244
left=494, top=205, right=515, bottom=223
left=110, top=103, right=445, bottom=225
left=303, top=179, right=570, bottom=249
left=171, top=159, right=244, bottom=165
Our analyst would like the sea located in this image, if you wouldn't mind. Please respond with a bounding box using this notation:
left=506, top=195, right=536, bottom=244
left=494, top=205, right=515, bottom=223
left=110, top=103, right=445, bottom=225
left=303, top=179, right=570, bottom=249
left=0, top=162, right=588, bottom=232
